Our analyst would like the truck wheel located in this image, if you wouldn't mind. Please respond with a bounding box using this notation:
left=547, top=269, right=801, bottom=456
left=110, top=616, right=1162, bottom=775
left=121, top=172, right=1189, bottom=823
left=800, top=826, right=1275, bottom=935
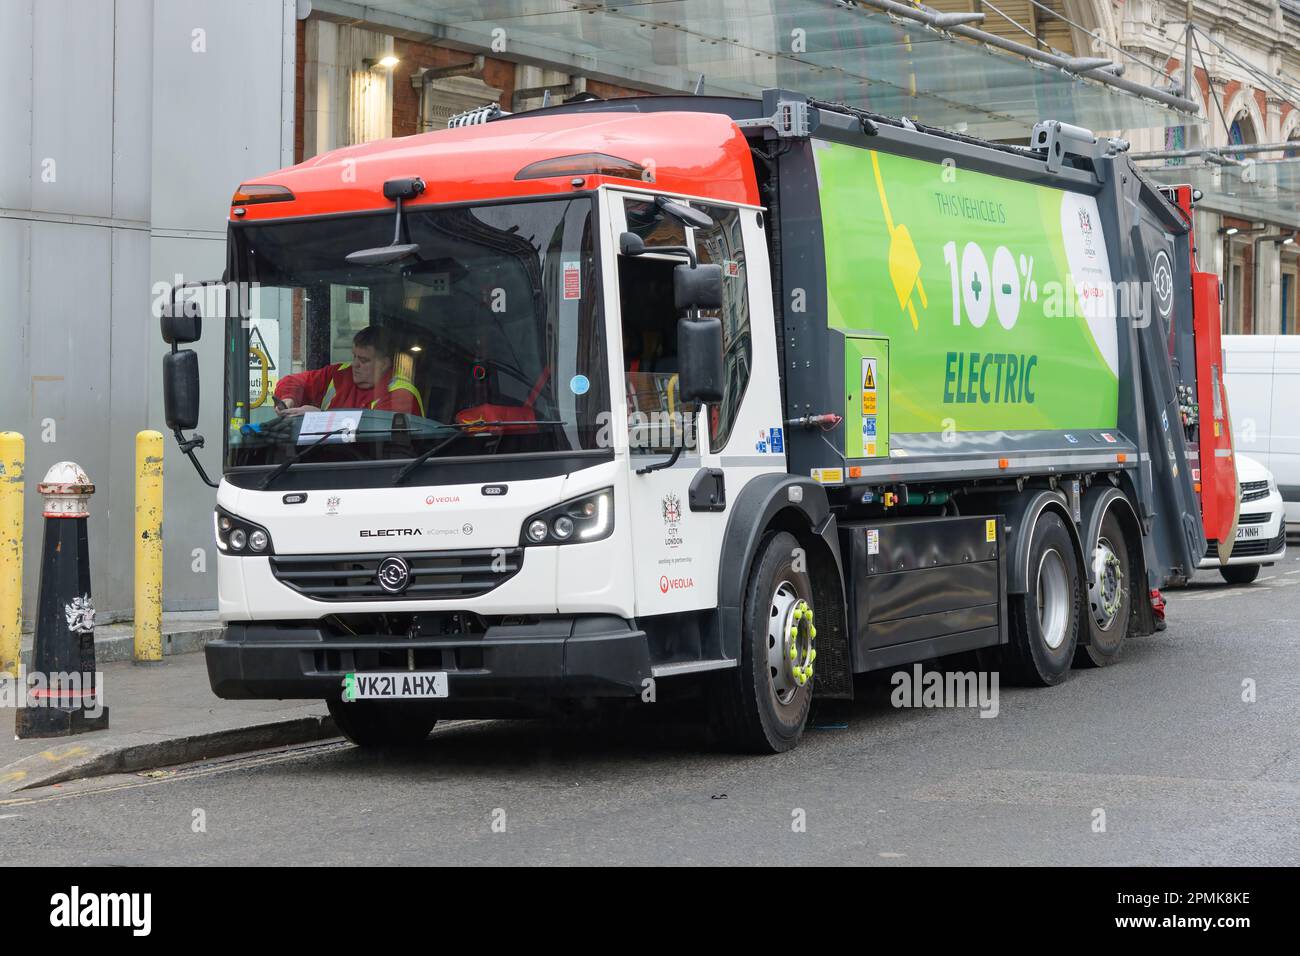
left=1220, top=564, right=1260, bottom=585
left=1005, top=512, right=1081, bottom=686
left=715, top=531, right=815, bottom=754
left=1075, top=511, right=1130, bottom=668
left=326, top=696, right=437, bottom=748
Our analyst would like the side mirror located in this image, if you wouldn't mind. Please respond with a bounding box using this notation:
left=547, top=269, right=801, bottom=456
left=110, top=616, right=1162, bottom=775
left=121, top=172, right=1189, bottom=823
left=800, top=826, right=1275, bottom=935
left=619, top=232, right=645, bottom=257
left=161, top=283, right=209, bottom=344
left=655, top=197, right=714, bottom=230
left=677, top=317, right=724, bottom=405
left=163, top=350, right=201, bottom=431
left=674, top=262, right=723, bottom=311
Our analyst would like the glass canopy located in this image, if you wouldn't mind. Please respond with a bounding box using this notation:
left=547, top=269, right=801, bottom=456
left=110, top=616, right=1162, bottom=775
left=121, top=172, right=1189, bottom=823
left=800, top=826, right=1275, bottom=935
left=314, top=0, right=1198, bottom=139
left=1141, top=159, right=1300, bottom=229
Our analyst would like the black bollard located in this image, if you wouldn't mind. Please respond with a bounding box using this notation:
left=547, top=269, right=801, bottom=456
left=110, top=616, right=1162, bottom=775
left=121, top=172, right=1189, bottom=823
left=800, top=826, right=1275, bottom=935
left=15, top=462, right=109, bottom=737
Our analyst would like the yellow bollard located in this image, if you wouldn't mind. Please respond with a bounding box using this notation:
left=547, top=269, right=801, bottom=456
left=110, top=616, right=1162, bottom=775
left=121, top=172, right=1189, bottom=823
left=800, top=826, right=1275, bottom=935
left=134, top=431, right=164, bottom=663
left=0, top=433, right=23, bottom=676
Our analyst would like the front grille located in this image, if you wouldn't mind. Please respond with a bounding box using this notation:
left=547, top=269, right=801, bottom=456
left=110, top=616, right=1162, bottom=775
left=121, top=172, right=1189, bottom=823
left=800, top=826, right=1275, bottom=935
left=271, top=548, right=523, bottom=601
left=1238, top=511, right=1271, bottom=525
left=1205, top=527, right=1286, bottom=559
left=1240, top=480, right=1270, bottom=503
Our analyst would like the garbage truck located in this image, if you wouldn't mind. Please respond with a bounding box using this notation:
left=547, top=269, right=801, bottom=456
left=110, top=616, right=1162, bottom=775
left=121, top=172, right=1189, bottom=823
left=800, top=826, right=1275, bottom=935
left=160, top=89, right=1234, bottom=752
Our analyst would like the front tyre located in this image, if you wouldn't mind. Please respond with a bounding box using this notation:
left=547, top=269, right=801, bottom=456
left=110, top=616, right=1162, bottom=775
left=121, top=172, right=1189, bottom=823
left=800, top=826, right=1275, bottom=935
left=326, top=696, right=438, bottom=748
left=1220, top=563, right=1261, bottom=585
left=715, top=530, right=815, bottom=754
left=1005, top=512, right=1081, bottom=686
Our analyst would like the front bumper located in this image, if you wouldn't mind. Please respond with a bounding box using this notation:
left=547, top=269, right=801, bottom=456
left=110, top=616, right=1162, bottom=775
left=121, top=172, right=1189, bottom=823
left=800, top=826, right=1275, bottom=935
left=1198, top=526, right=1287, bottom=568
left=206, top=616, right=651, bottom=704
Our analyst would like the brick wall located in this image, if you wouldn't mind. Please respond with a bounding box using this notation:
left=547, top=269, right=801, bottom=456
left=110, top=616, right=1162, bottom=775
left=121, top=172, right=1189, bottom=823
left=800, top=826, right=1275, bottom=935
left=294, top=18, right=305, bottom=164
left=392, top=39, right=518, bottom=137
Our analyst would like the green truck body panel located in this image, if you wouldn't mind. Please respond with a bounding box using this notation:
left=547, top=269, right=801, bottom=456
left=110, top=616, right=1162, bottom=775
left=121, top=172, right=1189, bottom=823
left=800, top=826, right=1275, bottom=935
left=814, top=141, right=1120, bottom=440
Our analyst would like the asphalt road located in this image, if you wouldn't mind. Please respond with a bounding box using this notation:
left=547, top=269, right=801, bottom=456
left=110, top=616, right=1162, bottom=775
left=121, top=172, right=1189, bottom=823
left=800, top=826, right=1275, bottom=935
left=3, top=559, right=1298, bottom=866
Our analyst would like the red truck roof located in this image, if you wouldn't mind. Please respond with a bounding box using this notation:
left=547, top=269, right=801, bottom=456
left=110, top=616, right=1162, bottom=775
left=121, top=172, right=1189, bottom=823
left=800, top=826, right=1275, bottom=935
left=230, top=110, right=759, bottom=221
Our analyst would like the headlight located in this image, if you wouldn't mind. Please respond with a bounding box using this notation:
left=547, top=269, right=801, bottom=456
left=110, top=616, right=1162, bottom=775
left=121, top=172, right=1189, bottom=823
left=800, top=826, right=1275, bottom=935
left=521, top=488, right=614, bottom=546
left=214, top=507, right=274, bottom=555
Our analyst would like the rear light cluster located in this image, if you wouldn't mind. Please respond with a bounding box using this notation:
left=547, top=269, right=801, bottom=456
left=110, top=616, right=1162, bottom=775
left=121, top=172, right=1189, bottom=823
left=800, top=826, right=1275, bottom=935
left=215, top=507, right=273, bottom=555
left=521, top=489, right=613, bottom=546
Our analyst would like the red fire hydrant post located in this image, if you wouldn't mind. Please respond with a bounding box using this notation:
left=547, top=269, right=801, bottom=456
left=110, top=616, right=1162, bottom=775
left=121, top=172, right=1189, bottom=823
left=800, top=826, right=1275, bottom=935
left=15, top=462, right=110, bottom=738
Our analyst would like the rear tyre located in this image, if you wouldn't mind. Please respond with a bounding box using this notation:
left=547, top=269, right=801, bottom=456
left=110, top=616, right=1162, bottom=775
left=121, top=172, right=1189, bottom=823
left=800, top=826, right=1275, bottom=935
left=1075, top=510, right=1131, bottom=668
left=714, top=531, right=815, bottom=754
left=326, top=696, right=438, bottom=748
left=1219, top=564, right=1260, bottom=585
left=1004, top=512, right=1081, bottom=686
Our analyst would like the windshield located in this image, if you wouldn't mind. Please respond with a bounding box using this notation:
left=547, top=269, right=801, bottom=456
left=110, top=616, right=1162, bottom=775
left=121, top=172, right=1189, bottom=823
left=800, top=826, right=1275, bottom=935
left=224, top=197, right=607, bottom=470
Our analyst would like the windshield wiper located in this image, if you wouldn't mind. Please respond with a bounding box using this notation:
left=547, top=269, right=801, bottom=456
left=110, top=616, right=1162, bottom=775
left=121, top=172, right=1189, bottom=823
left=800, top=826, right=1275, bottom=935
left=391, top=419, right=567, bottom=485
left=259, top=426, right=356, bottom=489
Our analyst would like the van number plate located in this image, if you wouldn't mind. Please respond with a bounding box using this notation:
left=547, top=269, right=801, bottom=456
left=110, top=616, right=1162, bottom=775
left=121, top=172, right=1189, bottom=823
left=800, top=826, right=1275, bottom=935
left=343, top=672, right=448, bottom=700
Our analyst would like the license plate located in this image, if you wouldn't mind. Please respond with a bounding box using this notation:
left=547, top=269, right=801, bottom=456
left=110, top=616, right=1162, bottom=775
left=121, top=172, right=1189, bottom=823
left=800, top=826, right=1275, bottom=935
left=343, top=672, right=448, bottom=701
left=1235, top=526, right=1260, bottom=540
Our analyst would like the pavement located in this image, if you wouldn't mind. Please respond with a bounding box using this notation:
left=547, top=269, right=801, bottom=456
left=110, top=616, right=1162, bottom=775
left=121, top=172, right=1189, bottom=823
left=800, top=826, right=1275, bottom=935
left=0, top=559, right=1296, bottom=865
left=1, top=615, right=334, bottom=794
left=18, top=610, right=223, bottom=667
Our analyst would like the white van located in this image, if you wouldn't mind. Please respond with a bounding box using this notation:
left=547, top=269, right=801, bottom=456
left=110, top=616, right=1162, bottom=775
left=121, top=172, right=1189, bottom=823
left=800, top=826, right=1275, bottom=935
left=1197, top=453, right=1286, bottom=584
left=1221, top=334, right=1300, bottom=532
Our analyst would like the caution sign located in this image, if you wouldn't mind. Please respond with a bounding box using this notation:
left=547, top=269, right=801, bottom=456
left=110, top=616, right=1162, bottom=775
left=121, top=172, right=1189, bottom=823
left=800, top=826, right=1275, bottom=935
left=861, top=357, right=878, bottom=415
left=248, top=325, right=277, bottom=371
left=247, top=319, right=279, bottom=407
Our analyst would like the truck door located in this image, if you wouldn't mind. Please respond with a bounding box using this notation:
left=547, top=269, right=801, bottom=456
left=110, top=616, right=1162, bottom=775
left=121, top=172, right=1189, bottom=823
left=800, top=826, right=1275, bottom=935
left=606, top=191, right=785, bottom=617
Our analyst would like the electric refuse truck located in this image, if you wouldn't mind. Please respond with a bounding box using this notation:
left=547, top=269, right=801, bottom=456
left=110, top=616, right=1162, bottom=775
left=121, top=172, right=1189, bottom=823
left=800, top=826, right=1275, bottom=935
left=160, top=90, right=1236, bottom=752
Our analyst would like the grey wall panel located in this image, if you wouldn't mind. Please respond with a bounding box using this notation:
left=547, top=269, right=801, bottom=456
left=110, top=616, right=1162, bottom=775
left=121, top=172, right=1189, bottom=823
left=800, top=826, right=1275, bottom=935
left=150, top=0, right=289, bottom=232
left=112, top=0, right=154, bottom=223
left=104, top=226, right=153, bottom=614
left=30, top=0, right=115, bottom=218
left=0, top=1, right=35, bottom=210
left=0, top=220, right=33, bottom=427
left=24, top=221, right=115, bottom=618
left=147, top=234, right=227, bottom=611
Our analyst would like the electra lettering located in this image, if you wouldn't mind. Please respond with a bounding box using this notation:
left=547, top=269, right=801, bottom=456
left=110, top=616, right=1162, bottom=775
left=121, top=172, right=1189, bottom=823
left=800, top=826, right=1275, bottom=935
left=943, top=352, right=1037, bottom=404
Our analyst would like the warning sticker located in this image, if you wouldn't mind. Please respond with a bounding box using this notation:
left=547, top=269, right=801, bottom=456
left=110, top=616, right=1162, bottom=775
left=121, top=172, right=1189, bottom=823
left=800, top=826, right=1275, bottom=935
left=562, top=261, right=581, bottom=300
left=867, top=529, right=879, bottom=555
left=985, top=519, right=997, bottom=543
left=812, top=468, right=844, bottom=484
left=861, top=357, right=878, bottom=415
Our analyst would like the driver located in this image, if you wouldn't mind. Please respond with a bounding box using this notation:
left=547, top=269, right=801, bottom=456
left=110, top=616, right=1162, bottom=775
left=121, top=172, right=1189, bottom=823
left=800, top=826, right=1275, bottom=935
left=275, top=326, right=424, bottom=417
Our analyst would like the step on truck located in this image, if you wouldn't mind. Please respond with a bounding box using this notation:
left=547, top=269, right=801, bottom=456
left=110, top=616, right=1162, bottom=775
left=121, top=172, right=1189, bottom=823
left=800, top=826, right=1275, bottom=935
left=161, top=89, right=1234, bottom=752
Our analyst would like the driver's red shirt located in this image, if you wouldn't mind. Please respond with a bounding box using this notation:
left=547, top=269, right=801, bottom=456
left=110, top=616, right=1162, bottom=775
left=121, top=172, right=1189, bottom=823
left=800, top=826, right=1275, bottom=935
left=274, top=362, right=423, bottom=416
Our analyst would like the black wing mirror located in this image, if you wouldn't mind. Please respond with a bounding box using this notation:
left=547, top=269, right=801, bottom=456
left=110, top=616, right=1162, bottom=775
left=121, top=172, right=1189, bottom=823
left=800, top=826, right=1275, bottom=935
left=676, top=317, right=724, bottom=405
left=673, top=262, right=723, bottom=311
left=163, top=350, right=200, bottom=431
